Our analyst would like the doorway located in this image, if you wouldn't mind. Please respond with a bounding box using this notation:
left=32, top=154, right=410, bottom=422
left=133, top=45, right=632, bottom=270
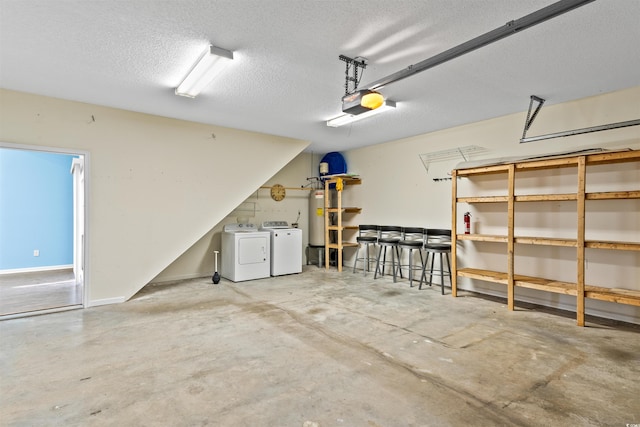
left=0, top=144, right=87, bottom=318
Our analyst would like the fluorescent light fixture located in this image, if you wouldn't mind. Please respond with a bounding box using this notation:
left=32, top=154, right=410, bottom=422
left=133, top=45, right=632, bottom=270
left=175, top=45, right=234, bottom=98
left=326, top=100, right=396, bottom=127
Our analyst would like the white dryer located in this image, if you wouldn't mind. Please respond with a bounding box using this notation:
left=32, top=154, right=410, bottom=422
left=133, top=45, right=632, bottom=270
left=261, top=221, right=302, bottom=276
left=221, top=224, right=271, bottom=282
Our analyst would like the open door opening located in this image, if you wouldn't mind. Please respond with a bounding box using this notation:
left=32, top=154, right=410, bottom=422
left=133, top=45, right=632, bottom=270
left=0, top=145, right=87, bottom=319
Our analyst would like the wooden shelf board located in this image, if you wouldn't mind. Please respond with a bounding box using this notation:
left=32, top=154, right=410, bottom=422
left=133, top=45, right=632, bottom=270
left=515, top=236, right=577, bottom=247
left=515, top=278, right=576, bottom=295
left=585, top=285, right=640, bottom=306
left=458, top=269, right=640, bottom=306
left=457, top=234, right=508, bottom=243
left=327, top=225, right=359, bottom=231
left=456, top=164, right=510, bottom=176
left=325, top=176, right=361, bottom=185
left=458, top=196, right=508, bottom=203
left=457, top=268, right=508, bottom=284
left=344, top=207, right=362, bottom=213
left=515, top=193, right=577, bottom=202
left=459, top=191, right=640, bottom=203
left=586, top=150, right=640, bottom=165
left=326, top=243, right=357, bottom=249
left=586, top=190, right=640, bottom=200
left=460, top=236, right=639, bottom=250
left=585, top=241, right=640, bottom=251
left=515, top=157, right=580, bottom=171
left=458, top=268, right=577, bottom=295
left=327, top=207, right=361, bottom=213
left=326, top=242, right=358, bottom=248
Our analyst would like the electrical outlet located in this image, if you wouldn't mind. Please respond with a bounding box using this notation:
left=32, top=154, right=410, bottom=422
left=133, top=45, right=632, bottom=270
left=33, top=250, right=39, bottom=257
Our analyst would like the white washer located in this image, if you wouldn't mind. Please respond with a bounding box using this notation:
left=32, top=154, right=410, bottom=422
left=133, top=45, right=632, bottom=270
left=221, top=224, right=271, bottom=282
left=261, top=221, right=302, bottom=276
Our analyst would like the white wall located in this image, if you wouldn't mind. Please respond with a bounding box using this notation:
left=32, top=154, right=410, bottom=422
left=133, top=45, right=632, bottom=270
left=342, top=86, right=640, bottom=324
left=0, top=89, right=309, bottom=304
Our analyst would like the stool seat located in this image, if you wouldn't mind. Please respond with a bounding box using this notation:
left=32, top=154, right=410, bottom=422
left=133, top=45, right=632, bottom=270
left=398, top=227, right=426, bottom=287
left=400, top=240, right=422, bottom=248
left=423, top=243, right=450, bottom=251
left=378, top=237, right=400, bottom=244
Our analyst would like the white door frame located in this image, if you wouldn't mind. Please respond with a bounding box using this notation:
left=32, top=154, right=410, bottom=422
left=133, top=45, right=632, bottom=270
left=70, top=157, right=85, bottom=288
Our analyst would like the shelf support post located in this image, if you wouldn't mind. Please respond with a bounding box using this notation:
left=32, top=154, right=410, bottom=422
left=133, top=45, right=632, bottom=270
left=576, top=156, right=586, bottom=326
left=451, top=169, right=458, bottom=297
left=507, top=164, right=516, bottom=310
left=324, top=179, right=331, bottom=270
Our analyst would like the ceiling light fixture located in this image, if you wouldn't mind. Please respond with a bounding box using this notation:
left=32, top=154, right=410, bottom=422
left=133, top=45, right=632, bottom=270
left=327, top=100, right=396, bottom=127
left=175, top=45, right=234, bottom=98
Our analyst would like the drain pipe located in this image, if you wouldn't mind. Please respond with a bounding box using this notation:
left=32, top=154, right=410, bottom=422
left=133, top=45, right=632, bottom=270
left=364, top=0, right=595, bottom=91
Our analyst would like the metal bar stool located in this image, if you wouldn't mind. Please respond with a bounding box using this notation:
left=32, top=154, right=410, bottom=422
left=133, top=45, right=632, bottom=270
left=419, top=229, right=452, bottom=294
left=398, top=227, right=426, bottom=287
left=353, top=225, right=379, bottom=275
left=374, top=226, right=403, bottom=282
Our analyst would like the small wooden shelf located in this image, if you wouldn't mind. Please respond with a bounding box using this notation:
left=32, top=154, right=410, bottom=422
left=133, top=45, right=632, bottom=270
left=327, top=207, right=362, bottom=213
left=326, top=242, right=358, bottom=249
left=324, top=176, right=362, bottom=272
left=327, top=225, right=358, bottom=231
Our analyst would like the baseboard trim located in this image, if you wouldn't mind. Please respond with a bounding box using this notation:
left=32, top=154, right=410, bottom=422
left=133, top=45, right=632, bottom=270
left=88, top=297, right=125, bottom=307
left=150, top=271, right=214, bottom=284
left=0, top=265, right=73, bottom=275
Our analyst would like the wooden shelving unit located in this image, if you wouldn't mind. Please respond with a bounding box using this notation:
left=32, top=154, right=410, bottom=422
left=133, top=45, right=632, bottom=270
left=324, top=176, right=362, bottom=271
left=451, top=149, right=640, bottom=326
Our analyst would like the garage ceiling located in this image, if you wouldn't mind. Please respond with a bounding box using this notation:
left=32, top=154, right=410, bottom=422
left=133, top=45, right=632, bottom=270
left=1, top=0, right=639, bottom=153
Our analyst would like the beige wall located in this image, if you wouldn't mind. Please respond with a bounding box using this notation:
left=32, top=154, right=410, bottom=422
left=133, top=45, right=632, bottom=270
left=0, top=89, right=309, bottom=304
left=342, top=86, right=640, bottom=323
left=153, top=152, right=322, bottom=282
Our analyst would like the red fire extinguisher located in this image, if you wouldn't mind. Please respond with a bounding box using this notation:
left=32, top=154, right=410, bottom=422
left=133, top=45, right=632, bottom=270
left=464, top=212, right=471, bottom=234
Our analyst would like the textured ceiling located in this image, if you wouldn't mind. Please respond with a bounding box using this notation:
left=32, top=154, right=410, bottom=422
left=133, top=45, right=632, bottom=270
left=1, top=0, right=639, bottom=153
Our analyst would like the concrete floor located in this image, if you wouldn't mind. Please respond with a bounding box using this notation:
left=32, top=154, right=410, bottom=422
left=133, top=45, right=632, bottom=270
left=0, top=269, right=81, bottom=317
left=1, top=266, right=639, bottom=426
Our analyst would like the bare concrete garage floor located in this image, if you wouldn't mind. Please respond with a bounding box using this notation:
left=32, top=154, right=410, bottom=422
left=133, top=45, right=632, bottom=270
left=1, top=266, right=639, bottom=426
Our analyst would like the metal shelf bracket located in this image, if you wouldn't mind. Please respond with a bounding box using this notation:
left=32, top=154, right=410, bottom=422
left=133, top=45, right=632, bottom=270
left=522, top=95, right=546, bottom=140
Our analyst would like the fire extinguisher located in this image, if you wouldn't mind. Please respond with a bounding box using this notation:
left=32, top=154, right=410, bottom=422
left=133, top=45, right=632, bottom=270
left=464, top=212, right=471, bottom=234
